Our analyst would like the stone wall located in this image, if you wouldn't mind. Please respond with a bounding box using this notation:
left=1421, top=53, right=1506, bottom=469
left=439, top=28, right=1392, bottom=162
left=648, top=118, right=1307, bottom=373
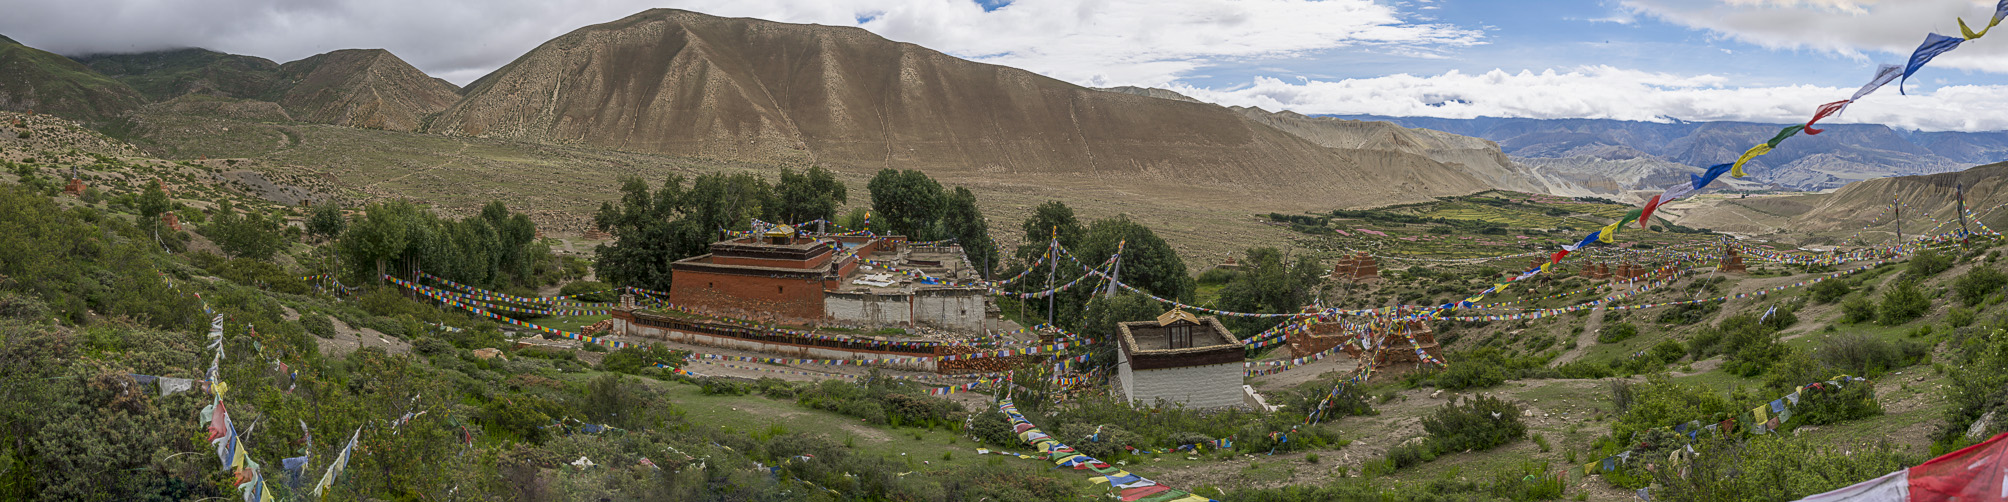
left=825, top=288, right=990, bottom=332
left=614, top=311, right=938, bottom=372
left=825, top=291, right=912, bottom=326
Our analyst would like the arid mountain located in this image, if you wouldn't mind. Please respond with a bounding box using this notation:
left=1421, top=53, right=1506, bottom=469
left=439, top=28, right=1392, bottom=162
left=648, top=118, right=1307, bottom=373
left=272, top=49, right=461, bottom=132
left=432, top=9, right=1498, bottom=208
left=73, top=48, right=285, bottom=102
left=1337, top=115, right=1994, bottom=191
left=1096, top=86, right=1202, bottom=103
left=0, top=35, right=146, bottom=122
left=1223, top=107, right=1542, bottom=193
left=1792, top=161, right=2008, bottom=235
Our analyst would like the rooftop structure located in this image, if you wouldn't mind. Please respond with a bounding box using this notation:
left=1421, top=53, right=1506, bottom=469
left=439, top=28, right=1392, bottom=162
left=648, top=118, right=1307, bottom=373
left=1113, top=310, right=1245, bottom=409
left=664, top=231, right=991, bottom=332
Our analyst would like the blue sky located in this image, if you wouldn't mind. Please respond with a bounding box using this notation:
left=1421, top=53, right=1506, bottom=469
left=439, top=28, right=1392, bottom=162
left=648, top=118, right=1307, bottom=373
left=4, top=0, right=2005, bottom=130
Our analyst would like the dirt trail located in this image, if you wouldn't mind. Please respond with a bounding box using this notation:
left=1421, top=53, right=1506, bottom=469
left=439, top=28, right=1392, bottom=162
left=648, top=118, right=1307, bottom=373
left=362, top=139, right=470, bottom=190
left=1552, top=304, right=1606, bottom=365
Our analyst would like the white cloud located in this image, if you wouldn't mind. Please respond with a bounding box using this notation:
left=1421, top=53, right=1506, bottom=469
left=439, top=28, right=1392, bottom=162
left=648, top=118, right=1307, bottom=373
left=0, top=0, right=1482, bottom=88
left=1621, top=0, right=2008, bottom=72
left=1167, top=66, right=2008, bottom=131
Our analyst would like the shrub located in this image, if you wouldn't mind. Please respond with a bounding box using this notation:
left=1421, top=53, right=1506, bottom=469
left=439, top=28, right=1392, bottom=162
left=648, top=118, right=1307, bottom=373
left=969, top=410, right=1018, bottom=447
left=1841, top=295, right=1878, bottom=324
left=300, top=314, right=336, bottom=339
left=1557, top=360, right=1615, bottom=379
left=697, top=377, right=751, bottom=396
left=557, top=280, right=617, bottom=303
left=413, top=337, right=451, bottom=356
left=1809, top=279, right=1853, bottom=304
left=599, top=344, right=686, bottom=375
left=1878, top=280, right=1931, bottom=326
left=1908, top=249, right=1954, bottom=278
left=1422, top=395, right=1526, bottom=454
left=1814, top=334, right=1927, bottom=377
left=1954, top=267, right=2007, bottom=307
left=1610, top=375, right=1735, bottom=441
left=1597, top=322, right=1638, bottom=343
left=1657, top=436, right=1915, bottom=501
left=1793, top=380, right=1883, bottom=425
left=1658, top=302, right=1720, bottom=325
left=1948, top=307, right=1977, bottom=328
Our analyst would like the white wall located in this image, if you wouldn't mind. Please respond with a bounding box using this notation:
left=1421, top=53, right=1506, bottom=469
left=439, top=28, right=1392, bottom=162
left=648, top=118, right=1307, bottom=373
left=825, top=291, right=912, bottom=326
left=1118, top=361, right=1243, bottom=409
left=826, top=289, right=988, bottom=332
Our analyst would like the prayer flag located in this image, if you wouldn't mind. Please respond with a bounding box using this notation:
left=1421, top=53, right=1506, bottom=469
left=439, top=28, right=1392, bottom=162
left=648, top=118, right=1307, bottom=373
left=1901, top=33, right=1964, bottom=95
left=1637, top=195, right=1664, bottom=228
left=1659, top=181, right=1697, bottom=203
left=1851, top=64, right=1902, bottom=103
left=1731, top=143, right=1773, bottom=178
left=313, top=428, right=361, bottom=498
left=1599, top=221, right=1622, bottom=243
left=1804, top=100, right=1850, bottom=135
left=1691, top=163, right=1734, bottom=190
left=1767, top=125, right=1805, bottom=148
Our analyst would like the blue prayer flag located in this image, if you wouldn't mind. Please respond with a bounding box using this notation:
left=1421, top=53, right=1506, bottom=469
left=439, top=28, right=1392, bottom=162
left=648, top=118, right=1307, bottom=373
left=1901, top=33, right=1964, bottom=94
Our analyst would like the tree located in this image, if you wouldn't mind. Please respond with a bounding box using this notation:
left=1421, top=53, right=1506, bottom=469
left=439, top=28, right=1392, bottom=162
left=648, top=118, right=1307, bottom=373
left=339, top=200, right=414, bottom=282
left=940, top=186, right=995, bottom=277
left=866, top=169, right=944, bottom=240
left=592, top=174, right=771, bottom=291
left=201, top=200, right=290, bottom=260
left=307, top=202, right=347, bottom=241
left=1024, top=215, right=1192, bottom=332
left=1214, top=247, right=1319, bottom=335
left=1878, top=279, right=1930, bottom=325
left=1018, top=201, right=1086, bottom=261
left=773, top=165, right=847, bottom=225
left=136, top=180, right=170, bottom=245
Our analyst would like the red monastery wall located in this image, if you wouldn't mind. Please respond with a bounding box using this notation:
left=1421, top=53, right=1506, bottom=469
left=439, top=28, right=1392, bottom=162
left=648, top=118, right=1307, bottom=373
left=668, top=270, right=826, bottom=320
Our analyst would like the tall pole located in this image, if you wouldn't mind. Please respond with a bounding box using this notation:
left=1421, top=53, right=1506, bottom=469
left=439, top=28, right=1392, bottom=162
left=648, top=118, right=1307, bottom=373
left=1046, top=231, right=1058, bottom=327
left=1893, top=198, right=1901, bottom=244
left=1957, top=182, right=1970, bottom=244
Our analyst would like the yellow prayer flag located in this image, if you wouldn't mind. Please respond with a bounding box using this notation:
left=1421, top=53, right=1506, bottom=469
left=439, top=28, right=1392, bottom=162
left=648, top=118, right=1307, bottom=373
left=1598, top=222, right=1621, bottom=243
left=1731, top=144, right=1772, bottom=177
left=1959, top=15, right=2002, bottom=40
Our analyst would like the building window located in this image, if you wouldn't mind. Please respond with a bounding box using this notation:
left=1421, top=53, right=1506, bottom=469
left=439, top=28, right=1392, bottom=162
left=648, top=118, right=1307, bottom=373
left=1169, top=324, right=1191, bottom=349
left=708, top=282, right=714, bottom=288
left=777, top=285, right=784, bottom=294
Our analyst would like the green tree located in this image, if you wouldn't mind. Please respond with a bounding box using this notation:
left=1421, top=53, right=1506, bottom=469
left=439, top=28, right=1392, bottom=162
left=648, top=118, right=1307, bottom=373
left=592, top=174, right=771, bottom=291
left=339, top=200, right=414, bottom=282
left=866, top=168, right=944, bottom=240
left=202, top=199, right=288, bottom=260
left=136, top=180, right=170, bottom=244
left=307, top=202, right=347, bottom=241
left=1018, top=201, right=1086, bottom=261
left=1215, top=247, right=1322, bottom=335
left=772, top=165, right=847, bottom=225
left=940, top=186, right=996, bottom=276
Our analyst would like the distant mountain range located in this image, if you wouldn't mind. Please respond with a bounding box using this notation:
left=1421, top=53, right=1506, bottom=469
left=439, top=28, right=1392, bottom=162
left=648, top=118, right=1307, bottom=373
left=1334, top=115, right=2008, bottom=193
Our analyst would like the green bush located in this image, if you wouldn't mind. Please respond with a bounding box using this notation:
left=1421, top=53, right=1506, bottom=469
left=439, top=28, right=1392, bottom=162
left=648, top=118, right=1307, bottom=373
left=697, top=377, right=751, bottom=396
left=300, top=314, right=336, bottom=339
left=600, top=344, right=686, bottom=375
left=1597, top=322, right=1638, bottom=343
left=1657, top=436, right=1915, bottom=501
left=1809, top=279, right=1853, bottom=304
left=1814, top=334, right=1928, bottom=377
left=1792, top=380, right=1883, bottom=425
left=557, top=280, right=617, bottom=302
left=1422, top=395, right=1526, bottom=454
left=1841, top=295, right=1878, bottom=324
left=1949, top=307, right=1977, bottom=328
left=1908, top=249, right=1955, bottom=278
left=1878, top=280, right=1931, bottom=326
left=1954, top=266, right=2007, bottom=307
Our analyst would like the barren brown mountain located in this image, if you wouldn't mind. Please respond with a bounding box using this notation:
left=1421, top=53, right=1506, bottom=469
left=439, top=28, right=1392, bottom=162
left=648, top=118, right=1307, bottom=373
left=275, top=49, right=460, bottom=132
left=431, top=9, right=1501, bottom=209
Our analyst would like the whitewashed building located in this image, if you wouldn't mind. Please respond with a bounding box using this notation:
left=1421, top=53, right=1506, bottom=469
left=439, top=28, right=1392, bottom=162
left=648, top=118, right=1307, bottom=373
left=1114, top=310, right=1245, bottom=409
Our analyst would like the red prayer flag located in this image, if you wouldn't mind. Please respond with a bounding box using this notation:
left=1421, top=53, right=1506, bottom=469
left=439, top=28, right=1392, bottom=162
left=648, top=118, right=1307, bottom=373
left=1550, top=250, right=1570, bottom=264
left=1637, top=195, right=1664, bottom=228
left=1804, top=100, right=1850, bottom=135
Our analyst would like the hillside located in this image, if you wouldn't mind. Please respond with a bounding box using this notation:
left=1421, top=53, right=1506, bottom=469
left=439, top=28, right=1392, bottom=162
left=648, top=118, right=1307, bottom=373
left=273, top=49, right=461, bottom=132
left=1339, top=115, right=1994, bottom=191
left=0, top=35, right=146, bottom=122
left=73, top=48, right=285, bottom=101
left=1225, top=107, right=1544, bottom=194
left=431, top=9, right=1498, bottom=209
left=1796, top=161, right=2008, bottom=236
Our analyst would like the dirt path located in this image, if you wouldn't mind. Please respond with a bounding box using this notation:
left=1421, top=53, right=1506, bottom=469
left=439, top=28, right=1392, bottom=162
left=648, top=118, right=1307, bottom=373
left=313, top=316, right=410, bottom=358
left=1552, top=304, right=1607, bottom=365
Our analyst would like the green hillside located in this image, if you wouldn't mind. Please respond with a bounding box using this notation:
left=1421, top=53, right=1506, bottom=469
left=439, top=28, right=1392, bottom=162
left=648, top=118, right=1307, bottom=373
left=0, top=36, right=145, bottom=121
left=74, top=48, right=284, bottom=102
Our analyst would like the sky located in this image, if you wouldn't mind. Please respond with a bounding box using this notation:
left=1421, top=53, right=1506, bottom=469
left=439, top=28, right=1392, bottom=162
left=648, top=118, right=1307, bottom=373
left=3, top=0, right=2007, bottom=131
